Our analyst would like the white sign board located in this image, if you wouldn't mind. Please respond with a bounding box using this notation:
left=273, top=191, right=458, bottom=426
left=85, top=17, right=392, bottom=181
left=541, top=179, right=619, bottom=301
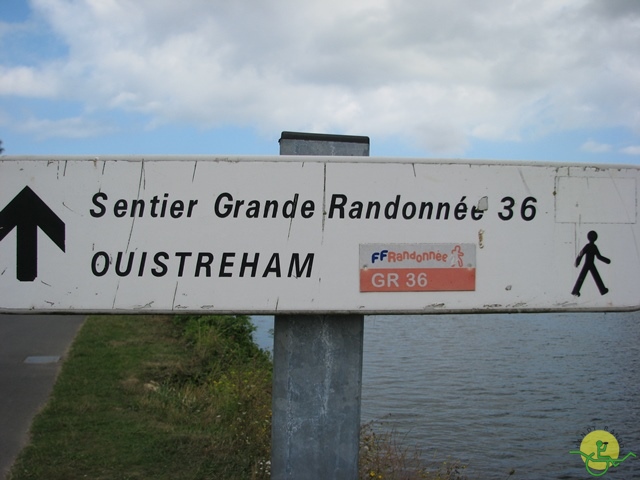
left=1, top=156, right=638, bottom=314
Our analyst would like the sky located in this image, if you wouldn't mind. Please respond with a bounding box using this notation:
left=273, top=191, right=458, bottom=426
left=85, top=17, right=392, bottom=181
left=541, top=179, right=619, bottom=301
left=0, top=0, right=639, bottom=164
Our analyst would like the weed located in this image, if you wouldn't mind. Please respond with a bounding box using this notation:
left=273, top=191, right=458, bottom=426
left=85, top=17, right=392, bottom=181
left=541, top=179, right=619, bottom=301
left=359, top=422, right=468, bottom=480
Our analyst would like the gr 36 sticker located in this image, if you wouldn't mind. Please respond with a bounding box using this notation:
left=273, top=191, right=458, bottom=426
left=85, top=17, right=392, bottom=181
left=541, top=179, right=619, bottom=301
left=360, top=243, right=476, bottom=292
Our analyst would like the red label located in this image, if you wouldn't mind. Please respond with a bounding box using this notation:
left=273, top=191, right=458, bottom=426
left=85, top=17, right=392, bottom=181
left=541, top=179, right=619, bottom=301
left=360, top=267, right=476, bottom=292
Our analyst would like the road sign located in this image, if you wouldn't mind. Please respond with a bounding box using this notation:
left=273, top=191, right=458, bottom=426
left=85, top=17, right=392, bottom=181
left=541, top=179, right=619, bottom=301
left=1, top=156, right=638, bottom=313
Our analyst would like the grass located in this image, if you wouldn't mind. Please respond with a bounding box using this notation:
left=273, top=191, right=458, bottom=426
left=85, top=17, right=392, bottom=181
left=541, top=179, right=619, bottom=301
left=8, top=314, right=272, bottom=480
left=8, top=314, right=469, bottom=480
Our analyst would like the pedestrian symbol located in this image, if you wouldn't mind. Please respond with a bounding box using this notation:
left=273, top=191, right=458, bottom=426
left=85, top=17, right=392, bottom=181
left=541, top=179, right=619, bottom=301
left=572, top=231, right=610, bottom=297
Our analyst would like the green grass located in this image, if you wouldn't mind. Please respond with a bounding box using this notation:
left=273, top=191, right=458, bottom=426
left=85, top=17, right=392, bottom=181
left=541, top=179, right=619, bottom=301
left=8, top=314, right=272, bottom=480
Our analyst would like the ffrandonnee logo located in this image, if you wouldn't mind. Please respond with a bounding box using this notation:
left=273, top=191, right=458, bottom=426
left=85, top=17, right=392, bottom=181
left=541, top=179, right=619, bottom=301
left=570, top=426, right=636, bottom=477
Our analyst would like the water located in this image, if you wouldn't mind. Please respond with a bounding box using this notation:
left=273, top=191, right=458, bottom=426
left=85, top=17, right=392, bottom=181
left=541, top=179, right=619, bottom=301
left=252, top=313, right=640, bottom=479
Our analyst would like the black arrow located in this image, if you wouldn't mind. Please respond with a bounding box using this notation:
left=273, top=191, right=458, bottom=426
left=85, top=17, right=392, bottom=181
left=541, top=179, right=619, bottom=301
left=0, top=186, right=65, bottom=281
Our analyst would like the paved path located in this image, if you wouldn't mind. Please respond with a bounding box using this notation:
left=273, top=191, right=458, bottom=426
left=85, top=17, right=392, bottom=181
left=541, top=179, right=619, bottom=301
left=0, top=314, right=85, bottom=479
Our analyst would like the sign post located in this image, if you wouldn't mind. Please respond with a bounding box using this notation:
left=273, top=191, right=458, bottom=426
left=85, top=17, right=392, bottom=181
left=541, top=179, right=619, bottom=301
left=271, top=132, right=369, bottom=479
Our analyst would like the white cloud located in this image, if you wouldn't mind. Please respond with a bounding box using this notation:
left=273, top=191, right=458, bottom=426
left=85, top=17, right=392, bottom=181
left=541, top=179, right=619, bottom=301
left=0, top=65, right=60, bottom=97
left=581, top=140, right=612, bottom=153
left=19, top=116, right=116, bottom=139
left=1, top=0, right=638, bottom=153
left=621, top=146, right=640, bottom=156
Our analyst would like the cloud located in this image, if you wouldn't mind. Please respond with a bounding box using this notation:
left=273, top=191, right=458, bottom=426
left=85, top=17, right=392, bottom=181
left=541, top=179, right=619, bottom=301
left=620, top=146, right=640, bottom=155
left=0, top=65, right=60, bottom=97
left=581, top=140, right=612, bottom=153
left=18, top=116, right=116, bottom=140
left=2, top=0, right=639, bottom=154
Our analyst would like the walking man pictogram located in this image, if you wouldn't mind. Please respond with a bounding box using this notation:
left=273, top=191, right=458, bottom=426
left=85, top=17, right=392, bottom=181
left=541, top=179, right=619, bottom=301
left=572, top=230, right=611, bottom=297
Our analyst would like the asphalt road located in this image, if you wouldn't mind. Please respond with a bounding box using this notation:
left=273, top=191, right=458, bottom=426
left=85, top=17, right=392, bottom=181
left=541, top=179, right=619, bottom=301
left=0, top=314, right=85, bottom=479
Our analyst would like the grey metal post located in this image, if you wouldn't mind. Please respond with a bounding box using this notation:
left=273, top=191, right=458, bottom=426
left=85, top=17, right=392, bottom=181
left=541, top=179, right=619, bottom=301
left=271, top=132, right=369, bottom=480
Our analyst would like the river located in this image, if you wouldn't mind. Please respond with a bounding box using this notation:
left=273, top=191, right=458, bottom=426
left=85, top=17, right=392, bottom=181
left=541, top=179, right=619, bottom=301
left=252, top=312, right=640, bottom=479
